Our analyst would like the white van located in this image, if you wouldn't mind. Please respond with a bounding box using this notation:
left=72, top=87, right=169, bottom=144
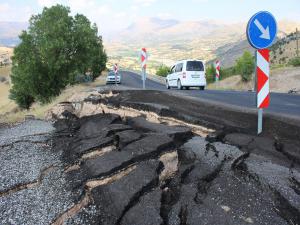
left=166, top=60, right=206, bottom=90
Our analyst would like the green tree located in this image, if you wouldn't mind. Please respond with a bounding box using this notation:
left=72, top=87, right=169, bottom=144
left=235, top=51, right=255, bottom=82
left=205, top=64, right=216, bottom=83
left=10, top=5, right=107, bottom=109
left=156, top=64, right=171, bottom=77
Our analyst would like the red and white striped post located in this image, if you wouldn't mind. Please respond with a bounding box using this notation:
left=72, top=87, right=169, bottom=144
left=141, top=48, right=147, bottom=89
left=215, top=60, right=220, bottom=82
left=113, top=63, right=118, bottom=86
left=256, top=49, right=270, bottom=134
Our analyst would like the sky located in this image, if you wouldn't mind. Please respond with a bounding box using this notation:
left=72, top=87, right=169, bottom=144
left=0, top=0, right=299, bottom=36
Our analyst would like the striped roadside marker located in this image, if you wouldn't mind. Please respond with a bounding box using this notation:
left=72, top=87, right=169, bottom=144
left=113, top=63, right=118, bottom=85
left=215, top=60, right=220, bottom=81
left=141, top=48, right=147, bottom=69
left=256, top=49, right=270, bottom=108
left=140, top=48, right=148, bottom=89
left=113, top=63, right=118, bottom=74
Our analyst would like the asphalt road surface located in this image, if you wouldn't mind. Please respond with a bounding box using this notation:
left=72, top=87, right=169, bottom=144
left=118, top=71, right=300, bottom=118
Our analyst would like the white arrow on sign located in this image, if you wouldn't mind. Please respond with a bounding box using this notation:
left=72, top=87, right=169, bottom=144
left=254, top=19, right=270, bottom=40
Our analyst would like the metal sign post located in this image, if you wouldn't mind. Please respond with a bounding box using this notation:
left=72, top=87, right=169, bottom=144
left=247, top=11, right=277, bottom=135
left=142, top=67, right=146, bottom=89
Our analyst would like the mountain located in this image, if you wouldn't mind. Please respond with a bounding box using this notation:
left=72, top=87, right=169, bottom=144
left=0, top=21, right=28, bottom=47
left=108, top=17, right=227, bottom=43
left=105, top=17, right=300, bottom=72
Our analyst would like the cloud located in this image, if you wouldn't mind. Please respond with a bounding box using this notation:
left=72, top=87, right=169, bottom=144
left=157, top=12, right=173, bottom=19
left=0, top=3, right=10, bottom=13
left=37, top=0, right=63, bottom=7
left=0, top=3, right=34, bottom=21
left=134, top=0, right=157, bottom=7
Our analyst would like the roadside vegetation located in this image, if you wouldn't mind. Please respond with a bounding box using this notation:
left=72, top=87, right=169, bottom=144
left=10, top=5, right=107, bottom=109
left=156, top=64, right=171, bottom=77
left=0, top=73, right=106, bottom=124
left=206, top=51, right=255, bottom=84
left=289, top=57, right=300, bottom=67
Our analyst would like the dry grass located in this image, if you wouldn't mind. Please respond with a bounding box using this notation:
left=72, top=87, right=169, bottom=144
left=0, top=74, right=106, bottom=124
left=207, top=75, right=254, bottom=91
left=207, top=67, right=300, bottom=93
left=0, top=66, right=11, bottom=77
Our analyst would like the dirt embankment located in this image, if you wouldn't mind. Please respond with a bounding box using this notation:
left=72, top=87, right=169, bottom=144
left=1, top=89, right=300, bottom=225
left=208, top=67, right=300, bottom=94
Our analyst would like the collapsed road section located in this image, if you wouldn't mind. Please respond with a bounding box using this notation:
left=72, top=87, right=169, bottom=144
left=1, top=89, right=300, bottom=225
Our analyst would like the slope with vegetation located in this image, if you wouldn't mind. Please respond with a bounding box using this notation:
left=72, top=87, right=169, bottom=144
left=270, top=31, right=300, bottom=66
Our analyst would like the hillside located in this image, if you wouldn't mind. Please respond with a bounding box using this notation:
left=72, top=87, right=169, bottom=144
left=105, top=18, right=300, bottom=72
left=207, top=67, right=300, bottom=93
left=270, top=31, right=299, bottom=65
left=0, top=47, right=13, bottom=65
left=1, top=19, right=299, bottom=73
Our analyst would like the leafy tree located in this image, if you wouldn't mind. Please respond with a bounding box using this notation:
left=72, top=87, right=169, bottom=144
left=205, top=64, right=216, bottom=83
left=10, top=5, right=107, bottom=109
left=235, top=51, right=255, bottom=82
left=156, top=64, right=171, bottom=77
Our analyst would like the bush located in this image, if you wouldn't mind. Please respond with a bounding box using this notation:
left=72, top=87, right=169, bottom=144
left=205, top=64, right=216, bottom=83
left=156, top=65, right=171, bottom=77
left=205, top=64, right=237, bottom=84
left=235, top=51, right=255, bottom=82
left=10, top=5, right=107, bottom=109
left=289, top=57, right=300, bottom=67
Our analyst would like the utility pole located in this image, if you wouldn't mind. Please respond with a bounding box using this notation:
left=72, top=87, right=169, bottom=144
left=296, top=28, right=299, bottom=57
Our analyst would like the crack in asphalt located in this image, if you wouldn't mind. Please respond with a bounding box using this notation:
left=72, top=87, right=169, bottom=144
left=115, top=177, right=160, bottom=225
left=52, top=166, right=137, bottom=225
left=0, top=165, right=56, bottom=198
left=0, top=139, right=51, bottom=148
left=194, top=159, right=226, bottom=204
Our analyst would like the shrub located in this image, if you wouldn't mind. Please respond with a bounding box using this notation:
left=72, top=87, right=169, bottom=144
left=235, top=51, right=255, bottom=82
left=289, top=57, right=300, bottom=67
left=205, top=64, right=216, bottom=83
left=156, top=65, right=171, bottom=77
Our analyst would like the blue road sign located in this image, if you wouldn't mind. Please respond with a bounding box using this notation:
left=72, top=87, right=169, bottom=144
left=247, top=11, right=278, bottom=49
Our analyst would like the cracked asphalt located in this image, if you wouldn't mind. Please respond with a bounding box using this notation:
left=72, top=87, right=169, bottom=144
left=0, top=91, right=300, bottom=225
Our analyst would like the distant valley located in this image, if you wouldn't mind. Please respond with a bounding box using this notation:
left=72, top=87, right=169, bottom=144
left=105, top=18, right=300, bottom=73
left=0, top=18, right=299, bottom=73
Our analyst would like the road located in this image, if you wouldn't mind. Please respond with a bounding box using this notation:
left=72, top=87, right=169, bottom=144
left=119, top=71, right=300, bottom=118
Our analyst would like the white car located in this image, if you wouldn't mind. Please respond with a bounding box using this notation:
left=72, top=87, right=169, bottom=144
left=106, top=71, right=121, bottom=84
left=166, top=60, right=206, bottom=90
